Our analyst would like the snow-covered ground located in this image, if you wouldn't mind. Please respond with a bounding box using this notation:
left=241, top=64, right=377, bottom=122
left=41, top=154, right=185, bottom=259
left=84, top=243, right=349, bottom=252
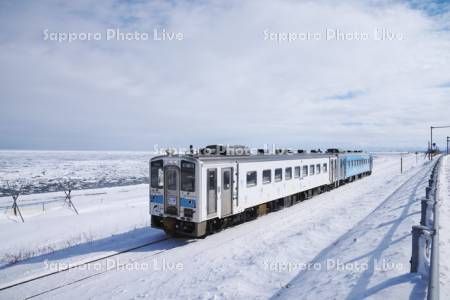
left=0, top=153, right=438, bottom=300
left=0, top=150, right=151, bottom=197
left=438, top=155, right=450, bottom=299
left=0, top=185, right=153, bottom=268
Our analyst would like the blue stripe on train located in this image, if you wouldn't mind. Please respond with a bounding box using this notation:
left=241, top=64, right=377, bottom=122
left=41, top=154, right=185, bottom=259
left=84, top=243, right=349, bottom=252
left=150, top=195, right=163, bottom=204
left=180, top=198, right=196, bottom=208
left=150, top=195, right=196, bottom=208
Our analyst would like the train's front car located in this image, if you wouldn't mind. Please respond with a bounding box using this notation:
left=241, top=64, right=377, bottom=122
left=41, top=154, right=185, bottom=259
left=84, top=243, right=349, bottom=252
left=149, top=154, right=203, bottom=237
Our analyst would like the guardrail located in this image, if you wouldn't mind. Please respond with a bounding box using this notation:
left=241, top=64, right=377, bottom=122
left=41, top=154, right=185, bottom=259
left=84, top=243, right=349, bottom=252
left=410, top=155, right=442, bottom=300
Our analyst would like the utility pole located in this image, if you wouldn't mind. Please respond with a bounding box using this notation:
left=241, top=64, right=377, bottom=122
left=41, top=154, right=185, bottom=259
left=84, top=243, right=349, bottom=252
left=447, top=136, right=450, bottom=154
left=430, top=126, right=433, bottom=160
left=429, top=125, right=450, bottom=160
left=401, top=153, right=403, bottom=174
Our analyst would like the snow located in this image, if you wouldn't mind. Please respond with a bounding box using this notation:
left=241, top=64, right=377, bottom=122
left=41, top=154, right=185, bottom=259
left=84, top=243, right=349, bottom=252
left=0, top=153, right=438, bottom=300
left=438, top=155, right=450, bottom=299
left=0, top=185, right=154, bottom=268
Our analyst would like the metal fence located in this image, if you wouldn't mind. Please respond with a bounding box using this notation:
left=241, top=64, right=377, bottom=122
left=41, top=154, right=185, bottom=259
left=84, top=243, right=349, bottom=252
left=410, top=155, right=443, bottom=300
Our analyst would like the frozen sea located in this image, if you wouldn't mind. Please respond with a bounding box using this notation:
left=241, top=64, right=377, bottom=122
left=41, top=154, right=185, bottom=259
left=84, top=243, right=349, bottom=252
left=0, top=150, right=153, bottom=197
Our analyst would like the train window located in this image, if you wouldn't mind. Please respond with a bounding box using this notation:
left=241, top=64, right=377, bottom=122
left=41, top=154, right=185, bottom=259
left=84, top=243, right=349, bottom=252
left=275, top=168, right=283, bottom=182
left=247, top=171, right=257, bottom=187
left=316, top=164, right=321, bottom=174
left=303, top=165, right=308, bottom=176
left=181, top=161, right=195, bottom=192
left=207, top=169, right=217, bottom=214
left=151, top=160, right=164, bottom=188
left=223, top=170, right=231, bottom=190
left=323, top=163, right=328, bottom=173
left=310, top=165, right=315, bottom=175
left=167, top=169, right=177, bottom=191
left=263, top=169, right=272, bottom=184
left=285, top=167, right=292, bottom=180
left=294, top=166, right=300, bottom=178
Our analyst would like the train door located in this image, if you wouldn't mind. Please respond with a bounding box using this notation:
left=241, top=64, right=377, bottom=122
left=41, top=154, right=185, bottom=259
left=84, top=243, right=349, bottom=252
left=207, top=168, right=217, bottom=215
left=330, top=157, right=337, bottom=183
left=221, top=167, right=233, bottom=216
left=164, top=165, right=179, bottom=215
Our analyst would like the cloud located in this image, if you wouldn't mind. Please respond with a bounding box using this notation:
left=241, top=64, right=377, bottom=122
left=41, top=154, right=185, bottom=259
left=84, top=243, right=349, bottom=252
left=436, top=81, right=450, bottom=88
left=0, top=0, right=449, bottom=151
left=324, top=90, right=367, bottom=101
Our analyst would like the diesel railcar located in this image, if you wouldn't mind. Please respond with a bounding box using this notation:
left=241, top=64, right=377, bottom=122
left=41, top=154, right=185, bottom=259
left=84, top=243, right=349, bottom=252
left=150, top=146, right=372, bottom=237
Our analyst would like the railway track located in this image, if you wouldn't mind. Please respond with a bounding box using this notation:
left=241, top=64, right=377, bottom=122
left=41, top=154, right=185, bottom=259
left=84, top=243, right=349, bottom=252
left=0, top=236, right=184, bottom=299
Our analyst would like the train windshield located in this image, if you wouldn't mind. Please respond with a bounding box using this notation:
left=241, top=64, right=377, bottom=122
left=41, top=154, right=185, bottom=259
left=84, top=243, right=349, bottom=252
left=166, top=168, right=178, bottom=191
left=181, top=161, right=195, bottom=192
left=151, top=160, right=164, bottom=188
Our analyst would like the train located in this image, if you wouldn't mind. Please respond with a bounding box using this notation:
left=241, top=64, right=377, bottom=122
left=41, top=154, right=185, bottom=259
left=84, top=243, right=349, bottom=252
left=149, top=145, right=373, bottom=237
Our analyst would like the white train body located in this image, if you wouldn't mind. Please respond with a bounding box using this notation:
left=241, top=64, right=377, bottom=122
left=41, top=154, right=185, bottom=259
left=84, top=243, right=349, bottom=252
left=150, top=151, right=371, bottom=237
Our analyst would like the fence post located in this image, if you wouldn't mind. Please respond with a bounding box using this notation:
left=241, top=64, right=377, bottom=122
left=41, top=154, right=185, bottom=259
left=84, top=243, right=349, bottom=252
left=426, top=187, right=432, bottom=199
left=411, top=225, right=432, bottom=273
left=420, top=198, right=434, bottom=227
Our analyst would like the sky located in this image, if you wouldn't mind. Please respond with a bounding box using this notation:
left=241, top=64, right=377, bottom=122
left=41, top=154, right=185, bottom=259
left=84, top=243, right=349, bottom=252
left=0, top=0, right=449, bottom=152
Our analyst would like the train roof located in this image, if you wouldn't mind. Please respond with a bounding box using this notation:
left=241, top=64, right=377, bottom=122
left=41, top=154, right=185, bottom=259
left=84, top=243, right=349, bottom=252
left=194, top=153, right=330, bottom=163
left=151, top=152, right=371, bottom=164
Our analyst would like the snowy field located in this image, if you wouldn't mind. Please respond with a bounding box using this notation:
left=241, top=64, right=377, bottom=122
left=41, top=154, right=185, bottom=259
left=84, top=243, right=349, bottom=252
left=0, top=150, right=151, bottom=197
left=0, top=185, right=151, bottom=268
left=0, top=153, right=442, bottom=300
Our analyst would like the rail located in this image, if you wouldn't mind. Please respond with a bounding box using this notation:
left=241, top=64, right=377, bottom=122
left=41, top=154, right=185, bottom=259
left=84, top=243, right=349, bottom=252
left=410, top=155, right=442, bottom=300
